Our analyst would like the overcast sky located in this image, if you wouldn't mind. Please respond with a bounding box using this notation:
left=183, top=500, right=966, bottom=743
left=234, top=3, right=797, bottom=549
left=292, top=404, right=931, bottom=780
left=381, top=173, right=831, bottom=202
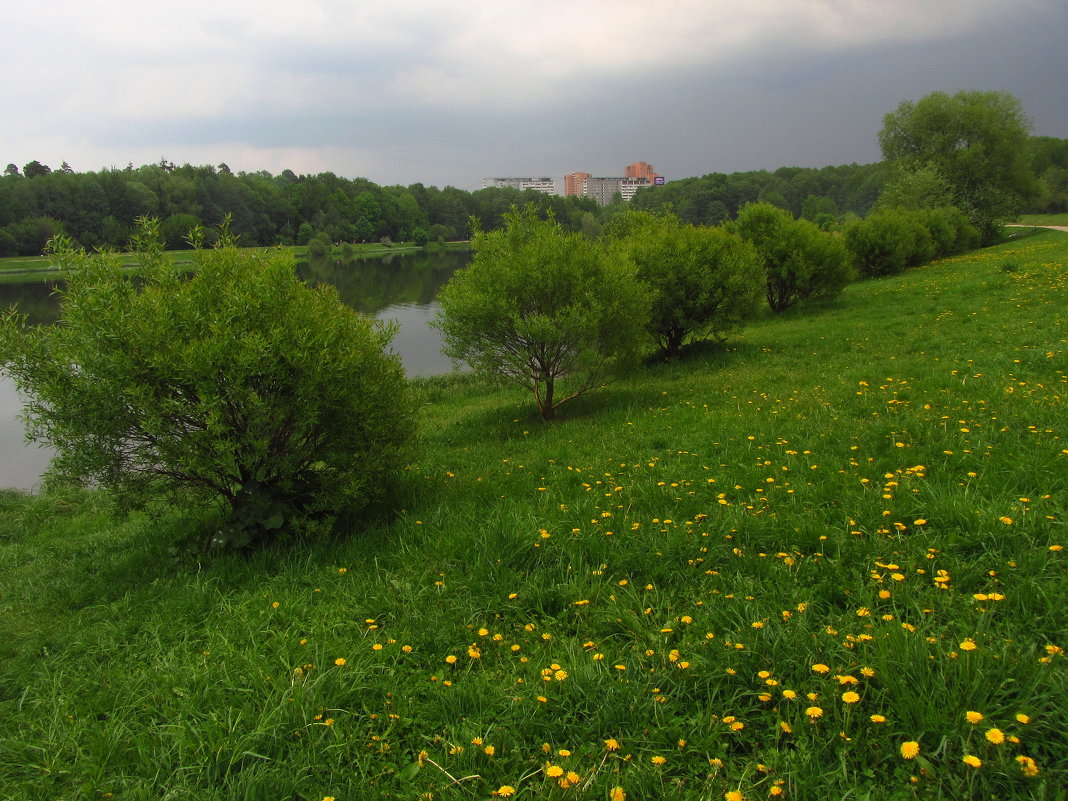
left=3, top=0, right=1066, bottom=190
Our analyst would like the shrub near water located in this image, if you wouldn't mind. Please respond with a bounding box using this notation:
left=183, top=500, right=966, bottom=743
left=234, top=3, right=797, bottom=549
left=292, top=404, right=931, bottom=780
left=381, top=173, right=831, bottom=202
left=0, top=219, right=414, bottom=548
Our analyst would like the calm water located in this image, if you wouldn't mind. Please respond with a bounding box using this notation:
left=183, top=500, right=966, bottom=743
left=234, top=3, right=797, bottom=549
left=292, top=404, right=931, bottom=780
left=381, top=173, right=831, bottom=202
left=0, top=248, right=470, bottom=491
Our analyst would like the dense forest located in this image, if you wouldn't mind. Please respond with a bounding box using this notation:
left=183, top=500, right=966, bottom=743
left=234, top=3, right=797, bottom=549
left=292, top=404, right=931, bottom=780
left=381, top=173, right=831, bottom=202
left=1, top=135, right=1065, bottom=257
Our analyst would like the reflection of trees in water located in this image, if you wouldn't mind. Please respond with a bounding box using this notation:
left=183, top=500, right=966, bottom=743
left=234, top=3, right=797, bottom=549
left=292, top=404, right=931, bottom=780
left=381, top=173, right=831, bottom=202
left=0, top=279, right=64, bottom=325
left=2, top=250, right=472, bottom=325
left=297, top=250, right=472, bottom=315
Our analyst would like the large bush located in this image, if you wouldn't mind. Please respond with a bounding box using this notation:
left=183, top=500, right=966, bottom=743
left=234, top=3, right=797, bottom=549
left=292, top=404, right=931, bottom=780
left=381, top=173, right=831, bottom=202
left=608, top=212, right=763, bottom=357
left=0, top=219, right=414, bottom=548
left=732, top=202, right=853, bottom=312
left=434, top=205, right=648, bottom=420
left=844, top=207, right=981, bottom=278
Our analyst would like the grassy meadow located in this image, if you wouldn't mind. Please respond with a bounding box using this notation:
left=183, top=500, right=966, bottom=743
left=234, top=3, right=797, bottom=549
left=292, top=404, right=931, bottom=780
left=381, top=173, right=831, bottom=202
left=0, top=231, right=1065, bottom=800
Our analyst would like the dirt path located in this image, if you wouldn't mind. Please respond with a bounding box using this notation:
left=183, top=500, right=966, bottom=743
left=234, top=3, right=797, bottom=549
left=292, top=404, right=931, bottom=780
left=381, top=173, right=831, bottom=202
left=1006, top=224, right=1068, bottom=232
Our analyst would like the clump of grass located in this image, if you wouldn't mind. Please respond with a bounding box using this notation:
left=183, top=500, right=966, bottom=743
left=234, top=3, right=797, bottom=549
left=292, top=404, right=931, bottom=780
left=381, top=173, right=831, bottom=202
left=0, top=233, right=1065, bottom=800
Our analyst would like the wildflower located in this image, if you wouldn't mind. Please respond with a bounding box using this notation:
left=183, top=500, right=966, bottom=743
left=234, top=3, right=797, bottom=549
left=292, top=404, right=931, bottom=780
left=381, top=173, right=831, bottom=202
left=960, top=639, right=977, bottom=651
left=604, top=738, right=620, bottom=751
left=842, top=691, right=860, bottom=704
left=1016, top=713, right=1031, bottom=724
left=651, top=755, right=666, bottom=765
left=812, top=663, right=830, bottom=674
left=782, top=689, right=797, bottom=699
left=870, top=714, right=886, bottom=723
left=334, top=658, right=346, bottom=666
left=484, top=745, right=495, bottom=756
left=566, top=771, right=580, bottom=783
left=610, top=788, right=626, bottom=801
left=494, top=787, right=515, bottom=798
left=985, top=728, right=1005, bottom=744
left=372, top=643, right=383, bottom=651
left=779, top=721, right=792, bottom=733
left=1016, top=755, right=1039, bottom=776
left=725, top=791, right=744, bottom=801
left=445, top=655, right=457, bottom=664
left=545, top=764, right=564, bottom=778
left=900, top=741, right=920, bottom=759
left=999, top=516, right=1013, bottom=525
left=962, top=755, right=982, bottom=768
left=805, top=706, right=823, bottom=719
left=965, top=711, right=984, bottom=724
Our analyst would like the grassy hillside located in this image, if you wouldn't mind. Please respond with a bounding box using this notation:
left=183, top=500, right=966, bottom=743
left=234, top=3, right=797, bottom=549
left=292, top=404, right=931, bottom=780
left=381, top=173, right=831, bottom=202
left=1, top=231, right=1065, bottom=800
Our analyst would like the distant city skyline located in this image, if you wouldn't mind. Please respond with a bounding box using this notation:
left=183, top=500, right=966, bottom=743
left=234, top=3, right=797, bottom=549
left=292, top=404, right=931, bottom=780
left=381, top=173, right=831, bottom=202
left=2, top=2, right=1065, bottom=190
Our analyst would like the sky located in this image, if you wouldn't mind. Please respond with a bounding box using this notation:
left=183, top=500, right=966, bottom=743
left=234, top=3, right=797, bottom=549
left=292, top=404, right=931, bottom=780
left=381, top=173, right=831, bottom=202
left=3, top=0, right=1066, bottom=190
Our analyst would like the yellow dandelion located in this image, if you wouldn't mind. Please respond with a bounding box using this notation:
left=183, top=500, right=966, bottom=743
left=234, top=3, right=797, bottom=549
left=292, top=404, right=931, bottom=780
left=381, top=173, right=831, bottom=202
left=604, top=738, right=620, bottom=751
left=1016, top=713, right=1031, bottom=724
left=985, top=728, right=1005, bottom=744
left=805, top=706, right=824, bottom=719
left=965, top=710, right=984, bottom=724
left=842, top=691, right=861, bottom=704
left=545, top=764, right=564, bottom=778
left=900, top=741, right=920, bottom=759
left=962, top=755, right=982, bottom=768
left=960, top=639, right=977, bottom=651
left=494, top=786, right=515, bottom=797
left=334, top=658, right=346, bottom=666
left=651, top=755, right=667, bottom=765
left=445, top=654, right=457, bottom=664
left=870, top=714, right=886, bottom=723
left=610, top=788, right=626, bottom=801
left=1016, top=755, right=1039, bottom=776
left=725, top=791, right=744, bottom=801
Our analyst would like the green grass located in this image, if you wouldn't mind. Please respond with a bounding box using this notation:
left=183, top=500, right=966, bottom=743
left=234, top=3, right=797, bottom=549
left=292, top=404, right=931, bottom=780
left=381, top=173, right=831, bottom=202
left=1015, top=213, right=1068, bottom=227
left=1, top=234, right=1066, bottom=800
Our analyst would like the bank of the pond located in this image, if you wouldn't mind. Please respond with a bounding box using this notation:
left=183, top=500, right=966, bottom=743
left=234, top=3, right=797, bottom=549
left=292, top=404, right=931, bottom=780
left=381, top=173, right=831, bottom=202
left=1, top=232, right=1064, bottom=800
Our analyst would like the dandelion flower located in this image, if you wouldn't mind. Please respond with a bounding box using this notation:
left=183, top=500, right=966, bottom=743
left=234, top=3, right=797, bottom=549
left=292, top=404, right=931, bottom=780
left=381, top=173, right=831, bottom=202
left=805, top=706, right=824, bottom=719
left=870, top=714, right=886, bottom=723
left=610, top=788, right=626, bottom=801
left=962, top=755, right=982, bottom=768
left=960, top=639, right=978, bottom=651
left=494, top=787, right=515, bottom=797
left=334, top=658, right=346, bottom=666
left=725, top=791, right=744, bottom=801
left=985, top=728, right=1005, bottom=744
left=1016, top=713, right=1031, bottom=724
left=1016, top=755, right=1039, bottom=776
left=651, top=755, right=666, bottom=765
left=965, top=710, right=984, bottom=724
left=604, top=738, right=620, bottom=751
left=842, top=691, right=861, bottom=704
left=900, top=741, right=920, bottom=759
left=445, top=655, right=457, bottom=664
left=812, top=663, right=830, bottom=674
left=545, top=764, right=564, bottom=778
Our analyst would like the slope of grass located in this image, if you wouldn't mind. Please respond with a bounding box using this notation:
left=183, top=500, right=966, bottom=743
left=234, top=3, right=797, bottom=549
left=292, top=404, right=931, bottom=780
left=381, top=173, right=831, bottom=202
left=0, top=233, right=1065, bottom=800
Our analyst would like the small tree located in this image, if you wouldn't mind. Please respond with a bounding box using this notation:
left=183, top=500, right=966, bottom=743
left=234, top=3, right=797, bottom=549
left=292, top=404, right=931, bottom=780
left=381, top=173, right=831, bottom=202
left=732, top=202, right=853, bottom=312
left=433, top=205, right=648, bottom=420
left=0, top=219, right=414, bottom=549
left=608, top=212, right=763, bottom=358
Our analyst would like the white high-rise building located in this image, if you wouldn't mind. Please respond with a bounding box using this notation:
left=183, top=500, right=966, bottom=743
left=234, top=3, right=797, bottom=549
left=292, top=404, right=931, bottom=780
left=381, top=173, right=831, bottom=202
left=481, top=177, right=559, bottom=194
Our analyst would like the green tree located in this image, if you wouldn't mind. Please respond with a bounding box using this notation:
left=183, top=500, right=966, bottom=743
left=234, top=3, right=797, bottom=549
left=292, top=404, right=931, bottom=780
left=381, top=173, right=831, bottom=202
left=433, top=205, right=648, bottom=420
left=879, top=91, right=1038, bottom=243
left=0, top=219, right=414, bottom=549
left=608, top=212, right=763, bottom=358
left=732, top=203, right=853, bottom=312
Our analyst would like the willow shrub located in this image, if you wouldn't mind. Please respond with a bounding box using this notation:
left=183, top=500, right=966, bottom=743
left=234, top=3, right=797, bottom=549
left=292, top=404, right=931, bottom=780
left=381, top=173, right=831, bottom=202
left=0, top=219, right=414, bottom=549
left=433, top=205, right=648, bottom=420
left=607, top=211, right=763, bottom=358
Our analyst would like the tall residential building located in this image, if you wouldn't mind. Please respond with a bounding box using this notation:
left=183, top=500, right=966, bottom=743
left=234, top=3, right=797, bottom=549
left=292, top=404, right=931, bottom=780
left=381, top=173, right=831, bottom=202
left=576, top=176, right=654, bottom=206
left=481, top=177, right=558, bottom=194
left=563, top=172, right=592, bottom=197
left=625, top=161, right=661, bottom=183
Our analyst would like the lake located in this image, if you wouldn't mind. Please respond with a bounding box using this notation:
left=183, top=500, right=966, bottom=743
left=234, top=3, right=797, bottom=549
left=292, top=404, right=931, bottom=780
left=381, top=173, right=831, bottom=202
left=0, top=248, right=471, bottom=491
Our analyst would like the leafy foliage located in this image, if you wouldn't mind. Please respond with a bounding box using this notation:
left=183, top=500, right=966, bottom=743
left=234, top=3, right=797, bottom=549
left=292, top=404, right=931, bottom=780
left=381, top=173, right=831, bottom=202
left=844, top=207, right=980, bottom=278
left=879, top=91, right=1039, bottom=244
left=731, top=202, right=853, bottom=312
left=607, top=211, right=763, bottom=357
left=0, top=219, right=414, bottom=548
left=434, top=205, right=648, bottom=419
